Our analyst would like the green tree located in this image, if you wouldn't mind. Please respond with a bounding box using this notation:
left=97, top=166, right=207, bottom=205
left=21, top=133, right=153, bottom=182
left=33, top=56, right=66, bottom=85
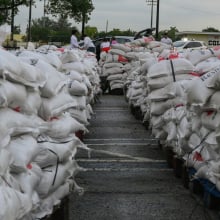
left=30, top=16, right=74, bottom=44
left=202, top=27, right=219, bottom=32
left=0, top=0, right=39, bottom=40
left=84, top=25, right=98, bottom=38
left=46, top=0, right=94, bottom=36
left=159, top=26, right=179, bottom=41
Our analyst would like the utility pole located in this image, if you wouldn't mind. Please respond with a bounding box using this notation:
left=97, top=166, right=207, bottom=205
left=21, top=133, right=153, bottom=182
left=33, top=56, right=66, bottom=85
left=155, top=0, right=160, bottom=40
left=146, top=0, right=156, bottom=29
left=10, top=0, right=15, bottom=41
left=28, top=0, right=32, bottom=42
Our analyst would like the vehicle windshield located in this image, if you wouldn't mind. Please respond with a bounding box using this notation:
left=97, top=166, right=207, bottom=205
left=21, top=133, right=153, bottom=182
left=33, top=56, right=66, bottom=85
left=173, top=41, right=186, bottom=47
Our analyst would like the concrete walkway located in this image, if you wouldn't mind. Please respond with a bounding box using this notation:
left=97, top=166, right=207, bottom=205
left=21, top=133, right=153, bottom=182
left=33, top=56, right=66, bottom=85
left=69, top=95, right=219, bottom=220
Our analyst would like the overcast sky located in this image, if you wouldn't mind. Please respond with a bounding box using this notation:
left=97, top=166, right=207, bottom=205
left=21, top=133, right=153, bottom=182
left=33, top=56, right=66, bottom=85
left=15, top=0, right=220, bottom=34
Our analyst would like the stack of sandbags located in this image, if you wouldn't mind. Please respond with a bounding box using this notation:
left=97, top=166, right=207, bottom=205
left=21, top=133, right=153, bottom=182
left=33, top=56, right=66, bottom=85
left=184, top=65, right=220, bottom=181
left=60, top=49, right=99, bottom=120
left=146, top=58, right=195, bottom=143
left=0, top=47, right=93, bottom=219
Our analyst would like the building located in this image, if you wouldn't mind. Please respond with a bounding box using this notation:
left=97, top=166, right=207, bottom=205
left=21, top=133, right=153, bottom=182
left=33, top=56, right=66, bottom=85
left=176, top=31, right=220, bottom=47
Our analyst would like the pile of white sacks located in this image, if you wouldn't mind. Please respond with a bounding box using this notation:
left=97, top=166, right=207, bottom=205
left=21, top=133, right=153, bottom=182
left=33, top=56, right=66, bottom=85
left=0, top=45, right=100, bottom=220
left=122, top=38, right=220, bottom=191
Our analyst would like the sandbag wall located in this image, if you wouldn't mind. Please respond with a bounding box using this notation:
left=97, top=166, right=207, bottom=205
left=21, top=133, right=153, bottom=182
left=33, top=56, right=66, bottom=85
left=124, top=39, right=220, bottom=195
left=0, top=46, right=100, bottom=220
left=98, top=38, right=170, bottom=94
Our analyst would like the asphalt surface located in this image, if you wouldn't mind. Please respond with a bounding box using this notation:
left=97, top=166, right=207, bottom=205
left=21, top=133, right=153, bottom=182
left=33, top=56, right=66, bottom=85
left=68, top=94, right=220, bottom=220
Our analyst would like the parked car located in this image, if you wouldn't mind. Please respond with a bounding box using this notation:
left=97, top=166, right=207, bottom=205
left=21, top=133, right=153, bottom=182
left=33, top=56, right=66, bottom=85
left=173, top=40, right=207, bottom=52
left=93, top=36, right=134, bottom=60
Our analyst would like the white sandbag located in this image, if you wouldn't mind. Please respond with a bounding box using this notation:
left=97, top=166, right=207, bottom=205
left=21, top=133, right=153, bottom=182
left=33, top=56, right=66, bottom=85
left=67, top=108, right=89, bottom=125
left=62, top=61, right=86, bottom=74
left=110, top=82, right=124, bottom=90
left=82, top=74, right=92, bottom=90
left=34, top=141, right=77, bottom=168
left=43, top=112, right=88, bottom=139
left=151, top=115, right=165, bottom=129
left=150, top=97, right=185, bottom=115
left=151, top=128, right=167, bottom=139
left=109, top=48, right=126, bottom=57
left=0, top=49, right=22, bottom=77
left=60, top=50, right=81, bottom=64
left=71, top=95, right=87, bottom=110
left=201, top=110, right=220, bottom=130
left=0, top=185, right=32, bottom=220
left=8, top=134, right=41, bottom=173
left=0, top=50, right=46, bottom=88
left=65, top=70, right=83, bottom=82
left=68, top=80, right=88, bottom=96
left=33, top=181, right=72, bottom=219
left=109, top=80, right=124, bottom=87
left=140, top=57, right=157, bottom=74
left=187, top=132, right=201, bottom=151
left=17, top=50, right=48, bottom=63
left=205, top=91, right=220, bottom=110
left=22, top=88, right=42, bottom=115
left=18, top=61, right=47, bottom=87
left=0, top=149, right=13, bottom=176
left=107, top=73, right=124, bottom=81
left=103, top=62, right=124, bottom=69
left=204, top=65, right=220, bottom=90
left=36, top=160, right=77, bottom=198
left=12, top=163, right=42, bottom=197
left=39, top=91, right=78, bottom=120
left=38, top=67, right=67, bottom=98
left=148, top=58, right=194, bottom=79
left=43, top=52, right=62, bottom=70
left=0, top=108, right=46, bottom=148
left=0, top=79, right=27, bottom=109
left=147, top=73, right=196, bottom=91
left=110, top=43, right=132, bottom=52
left=186, top=76, right=215, bottom=106
left=195, top=57, right=220, bottom=74
left=105, top=53, right=129, bottom=64
left=177, top=116, right=191, bottom=140
left=204, top=131, right=219, bottom=152
left=214, top=126, right=220, bottom=145
left=163, top=121, right=177, bottom=142
left=185, top=49, right=214, bottom=65
left=103, top=66, right=124, bottom=75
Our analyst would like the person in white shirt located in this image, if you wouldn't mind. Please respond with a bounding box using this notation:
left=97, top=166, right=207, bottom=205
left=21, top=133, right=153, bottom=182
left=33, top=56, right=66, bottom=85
left=70, top=29, right=79, bottom=49
left=161, top=32, right=173, bottom=45
left=83, top=34, right=96, bottom=53
left=100, top=37, right=110, bottom=52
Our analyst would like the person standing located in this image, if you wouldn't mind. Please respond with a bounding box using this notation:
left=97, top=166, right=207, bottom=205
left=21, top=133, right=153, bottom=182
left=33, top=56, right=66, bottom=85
left=70, top=29, right=79, bottom=49
left=110, top=36, right=118, bottom=45
left=83, top=34, right=96, bottom=53
left=161, top=32, right=173, bottom=45
left=100, top=37, right=110, bottom=52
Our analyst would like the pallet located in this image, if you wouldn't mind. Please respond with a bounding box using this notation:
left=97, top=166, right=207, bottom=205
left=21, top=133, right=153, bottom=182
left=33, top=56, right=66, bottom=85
left=109, top=88, right=124, bottom=95
left=75, top=130, right=84, bottom=141
left=188, top=167, right=220, bottom=210
left=173, top=155, right=184, bottom=178
left=163, top=146, right=175, bottom=168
